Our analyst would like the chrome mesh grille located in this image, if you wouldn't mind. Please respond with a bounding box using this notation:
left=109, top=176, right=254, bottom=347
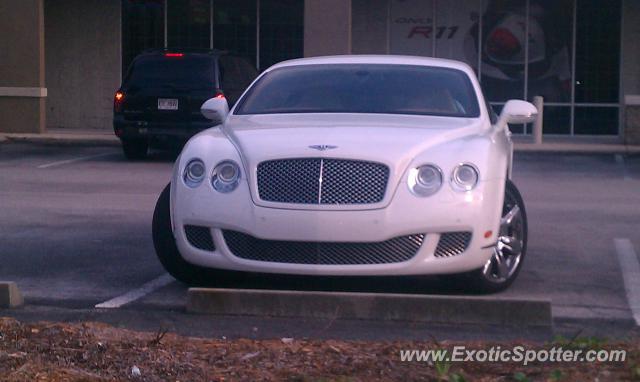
left=184, top=225, right=215, bottom=251
left=434, top=232, right=472, bottom=258
left=257, top=158, right=321, bottom=204
left=257, top=158, right=389, bottom=205
left=320, top=159, right=389, bottom=204
left=222, top=230, right=425, bottom=265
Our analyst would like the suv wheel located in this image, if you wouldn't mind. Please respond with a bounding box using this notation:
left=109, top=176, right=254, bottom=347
left=122, top=139, right=148, bottom=160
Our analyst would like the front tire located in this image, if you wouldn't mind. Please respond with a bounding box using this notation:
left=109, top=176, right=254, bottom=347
left=456, top=179, right=528, bottom=293
left=152, top=184, right=210, bottom=284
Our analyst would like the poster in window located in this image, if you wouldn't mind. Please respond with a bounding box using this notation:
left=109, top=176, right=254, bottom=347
left=389, top=0, right=434, bottom=56
left=389, top=0, right=573, bottom=103
left=478, top=0, right=573, bottom=102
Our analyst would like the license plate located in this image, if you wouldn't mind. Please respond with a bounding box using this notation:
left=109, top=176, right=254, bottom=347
left=158, top=98, right=178, bottom=110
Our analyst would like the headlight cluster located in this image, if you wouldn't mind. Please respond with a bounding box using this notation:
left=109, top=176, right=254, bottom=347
left=211, top=160, right=241, bottom=193
left=183, top=159, right=206, bottom=188
left=408, top=165, right=443, bottom=197
left=451, top=163, right=479, bottom=191
left=409, top=163, right=479, bottom=196
left=183, top=158, right=241, bottom=193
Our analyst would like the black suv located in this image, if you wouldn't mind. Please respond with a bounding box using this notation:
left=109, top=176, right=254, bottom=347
left=113, top=49, right=257, bottom=159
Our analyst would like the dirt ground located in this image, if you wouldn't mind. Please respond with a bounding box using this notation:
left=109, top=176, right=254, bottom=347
left=0, top=317, right=638, bottom=381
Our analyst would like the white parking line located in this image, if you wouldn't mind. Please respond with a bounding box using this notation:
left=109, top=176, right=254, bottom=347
left=37, top=152, right=117, bottom=169
left=614, top=238, right=640, bottom=326
left=95, top=273, right=175, bottom=309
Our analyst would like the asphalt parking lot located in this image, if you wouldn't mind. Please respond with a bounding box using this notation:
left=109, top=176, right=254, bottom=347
left=1, top=141, right=639, bottom=340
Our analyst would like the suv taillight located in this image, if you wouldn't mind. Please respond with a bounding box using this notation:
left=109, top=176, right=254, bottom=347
left=114, top=91, right=124, bottom=112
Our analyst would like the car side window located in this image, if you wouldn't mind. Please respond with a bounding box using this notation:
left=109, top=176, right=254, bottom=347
left=218, top=56, right=258, bottom=107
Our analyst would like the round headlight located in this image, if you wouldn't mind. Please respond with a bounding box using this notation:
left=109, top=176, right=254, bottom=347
left=451, top=163, right=479, bottom=191
left=212, top=160, right=241, bottom=193
left=183, top=159, right=206, bottom=188
left=409, top=164, right=443, bottom=197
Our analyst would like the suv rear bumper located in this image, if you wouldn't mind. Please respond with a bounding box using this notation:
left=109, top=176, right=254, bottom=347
left=113, top=116, right=214, bottom=141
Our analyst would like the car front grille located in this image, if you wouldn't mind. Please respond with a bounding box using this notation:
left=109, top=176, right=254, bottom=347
left=257, top=158, right=389, bottom=205
left=184, top=225, right=215, bottom=251
left=222, top=230, right=425, bottom=265
left=434, top=232, right=472, bottom=258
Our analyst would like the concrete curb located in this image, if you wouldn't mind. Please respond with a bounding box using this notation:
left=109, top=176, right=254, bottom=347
left=187, top=288, right=552, bottom=327
left=0, top=282, right=24, bottom=308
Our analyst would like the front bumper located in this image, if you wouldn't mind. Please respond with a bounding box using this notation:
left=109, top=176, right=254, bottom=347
left=170, top=176, right=505, bottom=276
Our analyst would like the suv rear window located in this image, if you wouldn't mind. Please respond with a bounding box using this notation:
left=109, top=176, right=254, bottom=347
left=125, top=55, right=216, bottom=87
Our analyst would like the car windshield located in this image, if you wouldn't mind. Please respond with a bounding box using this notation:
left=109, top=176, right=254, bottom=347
left=235, top=64, right=480, bottom=118
left=126, top=55, right=215, bottom=87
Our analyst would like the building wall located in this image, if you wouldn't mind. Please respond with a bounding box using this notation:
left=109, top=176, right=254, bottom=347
left=44, top=0, right=121, bottom=130
left=304, top=0, right=351, bottom=57
left=351, top=0, right=388, bottom=54
left=0, top=0, right=46, bottom=133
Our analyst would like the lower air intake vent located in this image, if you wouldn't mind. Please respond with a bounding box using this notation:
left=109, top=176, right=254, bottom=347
left=222, top=230, right=425, bottom=265
left=434, top=232, right=472, bottom=258
left=184, top=225, right=215, bottom=251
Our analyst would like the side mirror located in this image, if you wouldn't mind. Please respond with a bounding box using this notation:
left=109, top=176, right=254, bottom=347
left=496, top=100, right=538, bottom=131
left=201, top=96, right=229, bottom=123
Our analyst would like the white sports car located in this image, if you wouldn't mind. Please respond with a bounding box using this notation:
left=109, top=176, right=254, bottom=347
left=153, top=55, right=537, bottom=293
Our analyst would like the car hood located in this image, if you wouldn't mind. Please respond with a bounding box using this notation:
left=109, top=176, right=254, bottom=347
left=209, top=113, right=489, bottom=210
left=223, top=113, right=485, bottom=167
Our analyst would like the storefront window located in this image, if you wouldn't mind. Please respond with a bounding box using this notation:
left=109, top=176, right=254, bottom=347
left=479, top=0, right=526, bottom=103
left=525, top=0, right=573, bottom=103
left=575, top=0, right=621, bottom=104
left=369, top=0, right=621, bottom=136
left=122, top=0, right=304, bottom=79
left=434, top=0, right=480, bottom=70
left=167, top=0, right=211, bottom=49
left=212, top=0, right=257, bottom=65
left=574, top=106, right=619, bottom=135
left=389, top=0, right=434, bottom=56
left=121, top=0, right=164, bottom=73
left=543, top=106, right=571, bottom=135
left=122, top=0, right=622, bottom=136
left=259, top=0, right=304, bottom=70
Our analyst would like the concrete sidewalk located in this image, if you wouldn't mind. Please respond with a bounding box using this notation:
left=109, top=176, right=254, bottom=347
left=513, top=141, right=640, bottom=154
left=0, top=128, right=119, bottom=147
left=1, top=128, right=640, bottom=154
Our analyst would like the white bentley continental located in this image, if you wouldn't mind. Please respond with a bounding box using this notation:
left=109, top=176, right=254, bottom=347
left=152, top=55, right=537, bottom=293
